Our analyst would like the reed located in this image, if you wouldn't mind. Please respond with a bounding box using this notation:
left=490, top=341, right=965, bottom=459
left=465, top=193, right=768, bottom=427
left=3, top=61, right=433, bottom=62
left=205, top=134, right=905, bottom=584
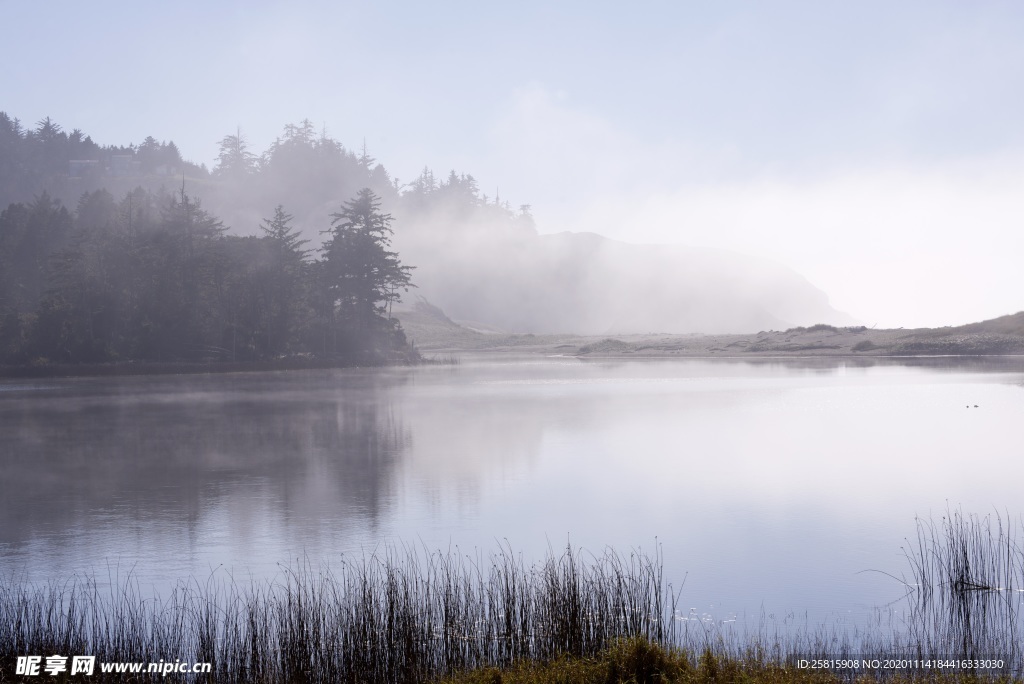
left=1, top=545, right=666, bottom=683
left=2, top=521, right=1023, bottom=683
left=901, top=510, right=1024, bottom=665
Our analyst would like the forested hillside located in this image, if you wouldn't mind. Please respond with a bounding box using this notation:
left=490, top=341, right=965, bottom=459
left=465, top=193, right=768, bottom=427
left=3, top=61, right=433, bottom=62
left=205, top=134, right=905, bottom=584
left=0, top=113, right=533, bottom=240
left=0, top=113, right=432, bottom=366
left=1, top=111, right=853, bottom=362
left=0, top=113, right=543, bottom=367
left=0, top=113, right=204, bottom=210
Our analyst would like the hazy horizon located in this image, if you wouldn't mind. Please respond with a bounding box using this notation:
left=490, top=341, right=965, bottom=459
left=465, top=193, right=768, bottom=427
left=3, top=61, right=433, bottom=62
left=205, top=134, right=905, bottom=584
left=4, top=1, right=1023, bottom=328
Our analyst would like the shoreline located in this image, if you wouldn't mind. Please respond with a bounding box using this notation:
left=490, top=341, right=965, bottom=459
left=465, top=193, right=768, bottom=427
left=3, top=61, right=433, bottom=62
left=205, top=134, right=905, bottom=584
left=0, top=354, right=418, bottom=380
left=404, top=328, right=1024, bottom=360
left=398, top=306, right=1024, bottom=359
left=5, top=310, right=1024, bottom=379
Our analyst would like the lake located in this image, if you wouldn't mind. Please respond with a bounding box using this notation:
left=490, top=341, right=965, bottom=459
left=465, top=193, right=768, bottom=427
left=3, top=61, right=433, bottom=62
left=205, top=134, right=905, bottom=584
left=2, top=354, right=1023, bottom=631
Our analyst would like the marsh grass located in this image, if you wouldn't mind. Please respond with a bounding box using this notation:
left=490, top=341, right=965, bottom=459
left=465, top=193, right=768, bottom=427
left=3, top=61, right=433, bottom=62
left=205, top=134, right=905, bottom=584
left=2, top=545, right=667, bottom=683
left=2, top=519, right=1023, bottom=683
left=900, top=510, right=1024, bottom=666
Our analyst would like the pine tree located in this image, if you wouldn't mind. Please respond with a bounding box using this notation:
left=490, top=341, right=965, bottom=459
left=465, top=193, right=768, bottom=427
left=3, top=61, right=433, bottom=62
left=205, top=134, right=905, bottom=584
left=259, top=205, right=309, bottom=354
left=214, top=127, right=256, bottom=179
left=320, top=188, right=413, bottom=354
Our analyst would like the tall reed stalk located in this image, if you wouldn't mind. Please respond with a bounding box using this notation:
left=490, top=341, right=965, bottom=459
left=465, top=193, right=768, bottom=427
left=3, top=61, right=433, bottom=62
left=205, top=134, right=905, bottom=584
left=3, top=521, right=1023, bottom=683
left=1, top=545, right=668, bottom=683
left=901, top=509, right=1024, bottom=665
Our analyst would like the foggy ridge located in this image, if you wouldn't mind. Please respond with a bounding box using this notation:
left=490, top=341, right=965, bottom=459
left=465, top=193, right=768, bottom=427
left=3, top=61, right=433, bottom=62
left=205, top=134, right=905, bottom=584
left=398, top=227, right=854, bottom=335
left=1, top=113, right=852, bottom=343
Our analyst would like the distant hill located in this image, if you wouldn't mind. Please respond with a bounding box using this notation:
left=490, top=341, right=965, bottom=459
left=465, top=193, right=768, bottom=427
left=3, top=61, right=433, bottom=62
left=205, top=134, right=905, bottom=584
left=950, top=311, right=1024, bottom=336
left=395, top=227, right=854, bottom=335
left=885, top=311, right=1024, bottom=355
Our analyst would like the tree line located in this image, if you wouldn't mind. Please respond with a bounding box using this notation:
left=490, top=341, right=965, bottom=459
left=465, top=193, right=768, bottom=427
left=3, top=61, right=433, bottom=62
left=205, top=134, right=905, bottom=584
left=0, top=113, right=203, bottom=210
left=0, top=112, right=541, bottom=367
left=0, top=112, right=535, bottom=237
left=0, top=185, right=412, bottom=366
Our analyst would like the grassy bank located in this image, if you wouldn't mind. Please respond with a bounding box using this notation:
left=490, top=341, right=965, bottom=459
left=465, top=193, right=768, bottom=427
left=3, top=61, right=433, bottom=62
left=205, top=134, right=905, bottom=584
left=2, top=515, right=1022, bottom=682
left=441, top=637, right=1021, bottom=684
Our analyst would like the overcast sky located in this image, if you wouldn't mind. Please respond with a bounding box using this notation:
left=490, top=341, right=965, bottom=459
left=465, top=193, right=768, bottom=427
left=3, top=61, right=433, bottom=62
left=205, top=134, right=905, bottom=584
left=3, top=0, right=1023, bottom=327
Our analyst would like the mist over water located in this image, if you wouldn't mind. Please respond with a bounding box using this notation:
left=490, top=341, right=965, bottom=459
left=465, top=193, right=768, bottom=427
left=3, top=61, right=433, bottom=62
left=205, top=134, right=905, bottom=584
left=4, top=6, right=1024, bottom=676
left=3, top=356, right=1022, bottom=628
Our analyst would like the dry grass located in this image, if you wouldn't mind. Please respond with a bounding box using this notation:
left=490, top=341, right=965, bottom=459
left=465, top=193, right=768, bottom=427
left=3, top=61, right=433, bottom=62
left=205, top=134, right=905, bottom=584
left=439, top=637, right=1021, bottom=684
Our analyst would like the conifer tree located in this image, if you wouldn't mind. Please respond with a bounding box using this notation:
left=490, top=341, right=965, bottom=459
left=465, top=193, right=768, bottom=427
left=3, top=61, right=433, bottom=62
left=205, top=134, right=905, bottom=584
left=259, top=205, right=309, bottom=354
left=320, top=188, right=413, bottom=353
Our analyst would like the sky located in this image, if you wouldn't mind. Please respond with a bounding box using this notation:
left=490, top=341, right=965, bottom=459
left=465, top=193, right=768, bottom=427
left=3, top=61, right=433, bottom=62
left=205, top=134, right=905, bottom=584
left=3, top=0, right=1024, bottom=327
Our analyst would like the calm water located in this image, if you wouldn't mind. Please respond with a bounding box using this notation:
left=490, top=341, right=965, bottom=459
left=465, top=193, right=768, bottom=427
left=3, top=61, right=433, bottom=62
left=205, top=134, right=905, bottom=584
left=2, top=354, right=1023, bottom=627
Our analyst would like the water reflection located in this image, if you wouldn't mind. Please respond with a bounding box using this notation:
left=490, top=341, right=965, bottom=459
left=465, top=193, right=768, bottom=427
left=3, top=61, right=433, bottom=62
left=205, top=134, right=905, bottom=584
left=1, top=356, right=1023, bottom=624
left=0, top=371, right=411, bottom=549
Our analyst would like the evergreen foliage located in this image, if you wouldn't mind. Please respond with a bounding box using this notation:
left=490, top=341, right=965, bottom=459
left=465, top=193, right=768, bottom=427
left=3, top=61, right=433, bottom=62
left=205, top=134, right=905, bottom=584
left=0, top=185, right=413, bottom=367
left=0, top=112, right=203, bottom=209
left=0, top=110, right=535, bottom=368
